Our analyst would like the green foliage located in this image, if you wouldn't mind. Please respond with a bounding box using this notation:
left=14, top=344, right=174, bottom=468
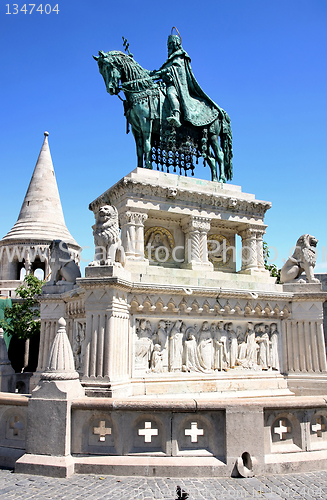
left=0, top=275, right=44, bottom=340
left=263, top=241, right=281, bottom=283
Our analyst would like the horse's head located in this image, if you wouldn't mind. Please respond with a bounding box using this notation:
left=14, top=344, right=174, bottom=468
left=93, top=51, right=122, bottom=96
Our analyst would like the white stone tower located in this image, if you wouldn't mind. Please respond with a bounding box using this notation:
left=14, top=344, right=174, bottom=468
left=0, top=132, right=81, bottom=296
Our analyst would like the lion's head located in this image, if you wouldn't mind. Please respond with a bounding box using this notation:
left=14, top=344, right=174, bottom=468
left=292, top=234, right=318, bottom=266
left=97, top=205, right=118, bottom=224
left=49, top=240, right=72, bottom=265
left=93, top=205, right=120, bottom=246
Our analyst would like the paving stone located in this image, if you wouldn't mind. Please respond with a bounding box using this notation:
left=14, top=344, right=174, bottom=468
left=2, top=470, right=327, bottom=500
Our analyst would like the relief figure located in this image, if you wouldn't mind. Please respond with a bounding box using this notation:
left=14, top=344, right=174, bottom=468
left=169, top=320, right=185, bottom=371
left=270, top=323, right=280, bottom=371
left=198, top=321, right=213, bottom=370
left=135, top=319, right=153, bottom=370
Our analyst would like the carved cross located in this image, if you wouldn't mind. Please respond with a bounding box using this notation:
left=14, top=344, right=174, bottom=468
left=9, top=416, right=24, bottom=436
left=93, top=421, right=112, bottom=442
left=312, top=417, right=326, bottom=438
left=138, top=421, right=158, bottom=443
left=185, top=422, right=204, bottom=443
left=274, top=420, right=291, bottom=440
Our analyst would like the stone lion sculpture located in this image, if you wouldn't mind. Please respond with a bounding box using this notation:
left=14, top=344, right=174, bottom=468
left=89, top=205, right=125, bottom=266
left=280, top=234, right=320, bottom=284
left=48, top=240, right=81, bottom=284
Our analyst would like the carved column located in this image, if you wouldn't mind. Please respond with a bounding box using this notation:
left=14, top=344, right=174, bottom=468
left=120, top=210, right=148, bottom=260
left=82, top=287, right=130, bottom=396
left=134, top=212, right=148, bottom=260
left=256, top=230, right=266, bottom=271
left=181, top=216, right=213, bottom=270
left=239, top=227, right=268, bottom=274
left=24, top=249, right=32, bottom=275
left=239, top=229, right=258, bottom=273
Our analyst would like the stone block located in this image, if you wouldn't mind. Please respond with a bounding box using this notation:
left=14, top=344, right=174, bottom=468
left=15, top=454, right=75, bottom=477
left=226, top=405, right=264, bottom=474
left=84, top=265, right=131, bottom=280
left=283, top=282, right=322, bottom=293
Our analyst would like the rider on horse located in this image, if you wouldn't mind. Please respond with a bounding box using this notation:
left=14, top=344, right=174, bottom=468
left=150, top=31, right=230, bottom=131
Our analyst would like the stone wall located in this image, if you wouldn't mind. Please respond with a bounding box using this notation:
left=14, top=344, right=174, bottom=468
left=3, top=392, right=327, bottom=477
left=0, top=394, right=28, bottom=468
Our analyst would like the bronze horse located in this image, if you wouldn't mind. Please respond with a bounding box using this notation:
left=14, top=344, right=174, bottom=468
left=94, top=50, right=233, bottom=182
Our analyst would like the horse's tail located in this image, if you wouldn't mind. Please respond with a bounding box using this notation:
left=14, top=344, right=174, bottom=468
left=220, top=110, right=233, bottom=181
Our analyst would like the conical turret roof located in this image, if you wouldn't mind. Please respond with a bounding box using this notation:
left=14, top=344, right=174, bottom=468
left=1, top=132, right=79, bottom=249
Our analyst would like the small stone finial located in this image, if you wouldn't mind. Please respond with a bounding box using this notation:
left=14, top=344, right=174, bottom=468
left=58, top=317, right=66, bottom=327
left=44, top=131, right=49, bottom=137
left=41, top=317, right=79, bottom=381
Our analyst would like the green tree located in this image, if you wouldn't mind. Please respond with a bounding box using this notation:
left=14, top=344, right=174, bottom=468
left=0, top=274, right=44, bottom=340
left=263, top=242, right=281, bottom=283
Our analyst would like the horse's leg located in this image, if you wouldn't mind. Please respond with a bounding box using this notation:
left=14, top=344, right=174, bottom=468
left=210, top=135, right=225, bottom=182
left=141, top=118, right=153, bottom=169
left=132, top=128, right=144, bottom=168
left=209, top=121, right=226, bottom=183
left=205, top=154, right=218, bottom=182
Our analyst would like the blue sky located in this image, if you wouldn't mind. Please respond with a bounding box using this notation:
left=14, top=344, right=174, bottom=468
left=1, top=0, right=327, bottom=273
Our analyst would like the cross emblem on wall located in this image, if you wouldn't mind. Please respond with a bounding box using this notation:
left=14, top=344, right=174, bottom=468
left=93, top=421, right=112, bottom=442
left=185, top=422, right=204, bottom=443
left=9, top=416, right=24, bottom=436
left=311, top=417, right=326, bottom=438
left=273, top=420, right=291, bottom=440
left=138, top=421, right=158, bottom=443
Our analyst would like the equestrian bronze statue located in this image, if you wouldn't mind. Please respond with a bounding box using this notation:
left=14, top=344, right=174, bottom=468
left=94, top=30, right=233, bottom=182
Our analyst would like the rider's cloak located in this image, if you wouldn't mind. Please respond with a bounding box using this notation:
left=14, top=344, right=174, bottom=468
left=159, top=48, right=230, bottom=129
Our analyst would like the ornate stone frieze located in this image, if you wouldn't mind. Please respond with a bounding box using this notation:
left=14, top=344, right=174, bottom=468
left=89, top=178, right=271, bottom=220
left=129, top=294, right=290, bottom=319
left=133, top=317, right=281, bottom=375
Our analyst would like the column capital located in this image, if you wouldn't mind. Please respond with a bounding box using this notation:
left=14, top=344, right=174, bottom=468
left=119, top=210, right=148, bottom=226
left=182, top=216, right=211, bottom=234
left=238, top=225, right=267, bottom=239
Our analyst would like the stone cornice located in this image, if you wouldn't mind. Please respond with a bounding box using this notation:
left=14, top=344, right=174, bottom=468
left=77, top=276, right=295, bottom=301
left=41, top=277, right=327, bottom=303
left=89, top=177, right=272, bottom=220
left=39, top=286, right=85, bottom=302
left=72, top=394, right=327, bottom=411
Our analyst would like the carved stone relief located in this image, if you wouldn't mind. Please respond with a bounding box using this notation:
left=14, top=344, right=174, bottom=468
left=133, top=318, right=280, bottom=375
left=73, top=321, right=86, bottom=373
left=207, top=234, right=233, bottom=267
left=144, top=226, right=175, bottom=263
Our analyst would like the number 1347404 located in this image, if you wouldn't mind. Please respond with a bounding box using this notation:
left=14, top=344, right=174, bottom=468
left=6, top=4, right=59, bottom=14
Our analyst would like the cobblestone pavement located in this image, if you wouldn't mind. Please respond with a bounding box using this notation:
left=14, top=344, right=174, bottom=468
left=0, top=468, right=327, bottom=500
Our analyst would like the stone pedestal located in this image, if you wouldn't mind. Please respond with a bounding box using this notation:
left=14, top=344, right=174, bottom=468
left=23, top=168, right=327, bottom=478
left=16, top=318, right=85, bottom=477
left=35, top=168, right=327, bottom=400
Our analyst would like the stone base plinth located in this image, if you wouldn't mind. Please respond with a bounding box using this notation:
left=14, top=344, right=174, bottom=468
left=74, top=455, right=226, bottom=477
left=84, top=264, right=131, bottom=280
left=15, top=454, right=74, bottom=478
left=130, top=371, right=292, bottom=398
left=0, top=446, right=25, bottom=469
left=283, top=282, right=322, bottom=293
left=265, top=450, right=327, bottom=474
left=41, top=282, right=77, bottom=295
left=286, top=373, right=327, bottom=396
